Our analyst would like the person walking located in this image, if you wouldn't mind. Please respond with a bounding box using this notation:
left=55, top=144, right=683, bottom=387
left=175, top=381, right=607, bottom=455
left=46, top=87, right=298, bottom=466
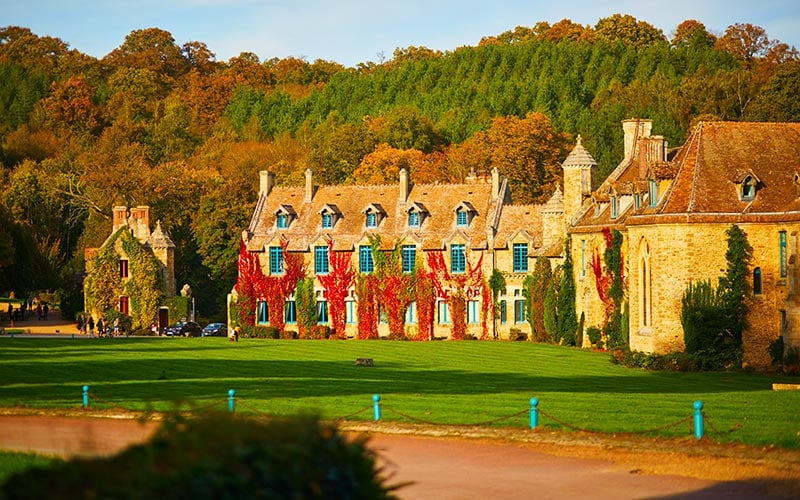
left=88, top=316, right=95, bottom=337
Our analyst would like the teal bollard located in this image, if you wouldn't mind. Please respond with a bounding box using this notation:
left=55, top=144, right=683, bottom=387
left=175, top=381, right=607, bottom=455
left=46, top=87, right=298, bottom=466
left=228, top=389, right=235, bottom=413
left=530, top=398, right=539, bottom=429
left=373, top=394, right=381, bottom=421
left=693, top=400, right=704, bottom=439
left=82, top=385, right=89, bottom=409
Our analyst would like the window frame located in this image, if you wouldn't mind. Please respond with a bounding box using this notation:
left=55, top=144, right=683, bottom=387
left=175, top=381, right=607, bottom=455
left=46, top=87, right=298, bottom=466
left=256, top=300, right=269, bottom=325
left=408, top=211, right=420, bottom=228
left=359, top=245, right=374, bottom=273
left=119, top=259, right=129, bottom=279
left=514, top=299, right=526, bottom=324
left=314, top=245, right=329, bottom=275
left=780, top=231, right=788, bottom=278
left=512, top=243, right=529, bottom=273
left=321, top=212, right=333, bottom=229
left=276, top=213, right=288, bottom=229
left=269, top=246, right=283, bottom=275
left=456, top=209, right=468, bottom=227
left=450, top=244, right=466, bottom=274
left=401, top=245, right=416, bottom=273
left=365, top=211, right=378, bottom=228
left=742, top=176, right=756, bottom=201
left=648, top=180, right=658, bottom=207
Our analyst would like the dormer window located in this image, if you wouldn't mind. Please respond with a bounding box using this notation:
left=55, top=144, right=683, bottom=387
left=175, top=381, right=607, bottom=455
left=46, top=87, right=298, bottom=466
left=456, top=209, right=468, bottom=226
left=610, top=196, right=619, bottom=219
left=318, top=204, right=341, bottom=230
left=454, top=201, right=476, bottom=227
left=648, top=180, right=658, bottom=207
left=741, top=176, right=756, bottom=200
left=275, top=205, right=296, bottom=229
left=634, top=193, right=641, bottom=210
left=406, top=202, right=428, bottom=228
left=362, top=203, right=385, bottom=229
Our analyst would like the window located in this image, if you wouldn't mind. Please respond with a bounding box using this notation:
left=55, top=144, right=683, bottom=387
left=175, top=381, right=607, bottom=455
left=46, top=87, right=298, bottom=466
left=316, top=301, right=328, bottom=323
left=639, top=242, right=651, bottom=328
left=514, top=300, right=526, bottom=324
left=512, top=243, right=528, bottom=273
left=580, top=239, right=586, bottom=278
left=610, top=196, right=618, bottom=219
left=467, top=300, right=479, bottom=324
left=256, top=300, right=268, bottom=325
left=499, top=300, right=507, bottom=324
left=119, top=260, right=129, bottom=279
left=346, top=301, right=356, bottom=324
left=742, top=176, right=756, bottom=200
left=359, top=245, right=374, bottom=273
left=321, top=213, right=333, bottom=229
left=408, top=211, right=420, bottom=227
left=402, top=245, right=416, bottom=273
left=451, top=244, right=466, bottom=273
left=277, top=214, right=288, bottom=229
left=119, top=296, right=129, bottom=316
left=634, top=193, right=641, bottom=210
left=379, top=306, right=388, bottom=324
left=366, top=212, right=377, bottom=228
left=406, top=302, right=417, bottom=324
left=456, top=209, right=468, bottom=226
left=315, top=245, right=329, bottom=274
left=269, top=246, right=283, bottom=274
left=780, top=231, right=787, bottom=278
left=753, top=267, right=762, bottom=295
left=649, top=180, right=658, bottom=207
left=438, top=301, right=449, bottom=324
left=285, top=300, right=296, bottom=323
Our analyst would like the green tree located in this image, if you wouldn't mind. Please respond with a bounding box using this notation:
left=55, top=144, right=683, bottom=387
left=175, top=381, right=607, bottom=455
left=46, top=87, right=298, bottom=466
left=556, top=237, right=578, bottom=345
left=543, top=267, right=560, bottom=341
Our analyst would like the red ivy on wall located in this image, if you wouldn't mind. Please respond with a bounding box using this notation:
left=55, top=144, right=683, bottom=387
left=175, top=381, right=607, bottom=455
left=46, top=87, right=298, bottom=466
left=426, top=250, right=485, bottom=340
left=591, top=228, right=624, bottom=321
left=318, top=239, right=355, bottom=339
left=235, top=239, right=267, bottom=327
left=414, top=270, right=436, bottom=341
left=235, top=239, right=305, bottom=334
left=355, top=274, right=379, bottom=339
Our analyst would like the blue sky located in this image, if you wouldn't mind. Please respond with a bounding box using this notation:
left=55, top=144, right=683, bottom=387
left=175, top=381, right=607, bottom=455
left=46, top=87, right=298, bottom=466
left=4, top=1, right=799, bottom=67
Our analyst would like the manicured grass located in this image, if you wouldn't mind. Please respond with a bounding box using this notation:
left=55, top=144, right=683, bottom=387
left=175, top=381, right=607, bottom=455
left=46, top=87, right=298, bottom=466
left=0, top=338, right=798, bottom=448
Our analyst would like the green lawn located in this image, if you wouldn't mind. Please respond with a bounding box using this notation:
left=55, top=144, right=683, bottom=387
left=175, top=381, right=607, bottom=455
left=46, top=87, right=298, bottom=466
left=0, top=452, right=61, bottom=484
left=1, top=338, right=798, bottom=449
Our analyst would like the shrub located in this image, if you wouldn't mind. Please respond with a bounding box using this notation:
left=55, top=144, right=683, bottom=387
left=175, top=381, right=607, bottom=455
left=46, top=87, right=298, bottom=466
left=241, top=325, right=281, bottom=339
left=586, top=326, right=602, bottom=348
left=1, top=414, right=399, bottom=499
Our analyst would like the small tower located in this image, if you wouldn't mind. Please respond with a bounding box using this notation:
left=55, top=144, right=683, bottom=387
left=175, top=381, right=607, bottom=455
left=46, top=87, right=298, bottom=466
left=562, top=135, right=597, bottom=224
left=541, top=186, right=565, bottom=248
left=146, top=220, right=176, bottom=296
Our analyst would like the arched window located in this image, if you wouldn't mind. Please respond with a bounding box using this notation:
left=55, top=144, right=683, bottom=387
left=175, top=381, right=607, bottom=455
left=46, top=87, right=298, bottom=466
left=753, top=267, right=762, bottom=295
left=639, top=242, right=651, bottom=328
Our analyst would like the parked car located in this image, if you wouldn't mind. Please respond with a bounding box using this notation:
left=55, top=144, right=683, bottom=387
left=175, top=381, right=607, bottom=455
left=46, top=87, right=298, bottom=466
left=201, top=323, right=227, bottom=337
left=163, top=321, right=202, bottom=337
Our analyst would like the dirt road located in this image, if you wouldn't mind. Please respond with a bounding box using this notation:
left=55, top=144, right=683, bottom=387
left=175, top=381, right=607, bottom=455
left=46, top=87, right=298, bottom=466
left=0, top=414, right=798, bottom=499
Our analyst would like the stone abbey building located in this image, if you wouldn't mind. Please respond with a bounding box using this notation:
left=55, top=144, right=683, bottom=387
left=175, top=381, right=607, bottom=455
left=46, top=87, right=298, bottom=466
left=235, top=119, right=799, bottom=367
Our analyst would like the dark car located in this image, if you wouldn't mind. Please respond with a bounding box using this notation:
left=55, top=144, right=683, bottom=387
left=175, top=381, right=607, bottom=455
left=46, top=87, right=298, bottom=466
left=163, top=321, right=202, bottom=337
left=201, top=323, right=227, bottom=337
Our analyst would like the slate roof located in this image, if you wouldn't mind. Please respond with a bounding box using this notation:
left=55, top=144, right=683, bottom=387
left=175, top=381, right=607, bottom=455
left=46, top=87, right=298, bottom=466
left=246, top=175, right=508, bottom=253
left=571, top=121, right=800, bottom=232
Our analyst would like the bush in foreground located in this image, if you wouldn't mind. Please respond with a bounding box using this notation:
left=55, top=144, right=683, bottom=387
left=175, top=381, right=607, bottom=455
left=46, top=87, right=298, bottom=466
left=1, top=414, right=400, bottom=499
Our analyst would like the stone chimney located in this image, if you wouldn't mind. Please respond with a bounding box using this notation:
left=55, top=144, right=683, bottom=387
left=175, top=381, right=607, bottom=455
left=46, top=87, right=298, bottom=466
left=112, top=206, right=128, bottom=233
left=622, top=119, right=652, bottom=160
left=491, top=167, right=500, bottom=201
left=304, top=168, right=314, bottom=203
left=260, top=170, right=275, bottom=196
left=399, top=168, right=409, bottom=204
left=638, top=136, right=668, bottom=179
left=129, top=206, right=151, bottom=241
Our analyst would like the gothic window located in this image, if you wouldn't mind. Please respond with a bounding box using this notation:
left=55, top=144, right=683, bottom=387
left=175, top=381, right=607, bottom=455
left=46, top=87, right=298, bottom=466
left=753, top=267, right=762, bottom=295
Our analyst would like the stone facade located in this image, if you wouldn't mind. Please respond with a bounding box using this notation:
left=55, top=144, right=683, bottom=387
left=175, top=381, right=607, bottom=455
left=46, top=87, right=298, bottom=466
left=84, top=206, right=175, bottom=323
left=236, top=165, right=579, bottom=339
left=571, top=120, right=800, bottom=368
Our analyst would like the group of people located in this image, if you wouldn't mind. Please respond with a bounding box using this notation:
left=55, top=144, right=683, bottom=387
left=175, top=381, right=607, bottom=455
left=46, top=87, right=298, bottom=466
left=77, top=314, right=121, bottom=337
left=4, top=297, right=50, bottom=325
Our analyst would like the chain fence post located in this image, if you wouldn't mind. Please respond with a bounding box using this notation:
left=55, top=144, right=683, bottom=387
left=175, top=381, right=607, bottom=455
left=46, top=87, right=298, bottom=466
left=529, top=398, right=539, bottom=429
left=228, top=389, right=236, bottom=413
left=373, top=394, right=381, bottom=421
left=82, top=385, right=89, bottom=409
left=693, top=400, right=704, bottom=439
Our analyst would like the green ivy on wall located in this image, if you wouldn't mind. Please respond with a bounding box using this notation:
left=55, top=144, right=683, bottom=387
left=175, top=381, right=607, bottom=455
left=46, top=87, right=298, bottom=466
left=84, top=227, right=165, bottom=329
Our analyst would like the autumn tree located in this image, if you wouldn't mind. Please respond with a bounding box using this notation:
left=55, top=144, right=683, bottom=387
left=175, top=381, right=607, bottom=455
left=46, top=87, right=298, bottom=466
left=594, top=14, right=667, bottom=47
